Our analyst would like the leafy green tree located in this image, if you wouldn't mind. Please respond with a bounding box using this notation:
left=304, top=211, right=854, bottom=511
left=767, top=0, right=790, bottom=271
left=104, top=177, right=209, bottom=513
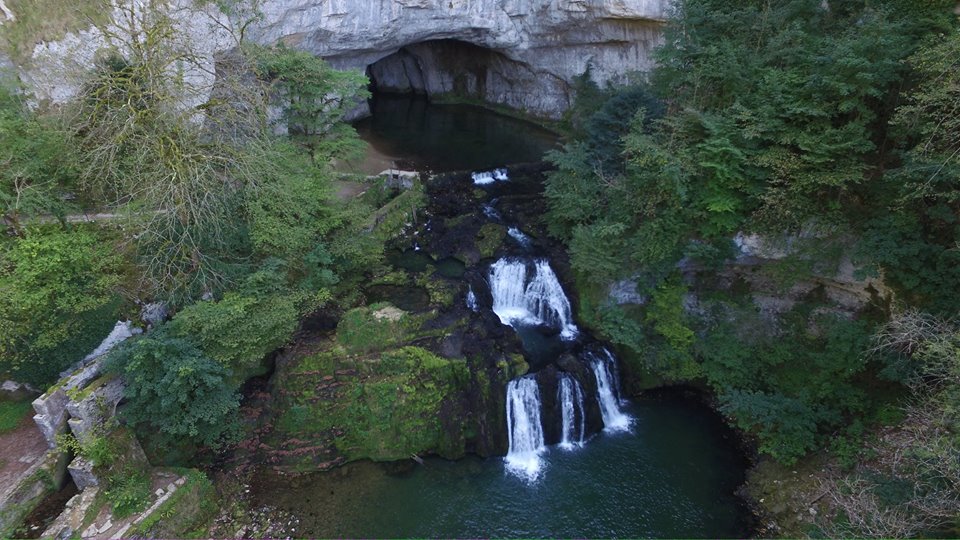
left=720, top=390, right=820, bottom=464
left=0, top=229, right=122, bottom=384
left=251, top=44, right=369, bottom=164
left=855, top=28, right=960, bottom=315
left=67, top=3, right=368, bottom=303
left=103, top=329, right=240, bottom=449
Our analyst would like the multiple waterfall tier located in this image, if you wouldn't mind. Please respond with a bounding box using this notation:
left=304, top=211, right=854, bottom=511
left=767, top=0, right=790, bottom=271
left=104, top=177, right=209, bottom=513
left=473, top=167, right=631, bottom=482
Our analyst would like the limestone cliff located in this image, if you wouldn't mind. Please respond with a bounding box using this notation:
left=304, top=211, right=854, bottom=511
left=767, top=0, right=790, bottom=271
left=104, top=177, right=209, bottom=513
left=251, top=0, right=669, bottom=116
left=7, top=0, right=669, bottom=118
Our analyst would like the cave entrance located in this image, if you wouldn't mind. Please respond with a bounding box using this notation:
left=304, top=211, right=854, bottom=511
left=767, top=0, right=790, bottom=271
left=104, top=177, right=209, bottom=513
left=366, top=39, right=513, bottom=104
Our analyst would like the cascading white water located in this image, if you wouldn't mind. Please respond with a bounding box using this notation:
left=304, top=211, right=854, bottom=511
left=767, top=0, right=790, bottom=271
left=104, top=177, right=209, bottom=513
left=466, top=285, right=479, bottom=312
left=505, top=377, right=546, bottom=481
left=507, top=227, right=533, bottom=250
left=472, top=168, right=509, bottom=185
left=587, top=348, right=632, bottom=432
left=558, top=374, right=586, bottom=449
left=488, top=259, right=578, bottom=339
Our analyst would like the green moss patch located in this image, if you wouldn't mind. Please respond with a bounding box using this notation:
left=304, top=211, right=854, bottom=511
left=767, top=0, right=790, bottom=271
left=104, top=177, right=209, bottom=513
left=475, top=223, right=506, bottom=259
left=0, top=0, right=108, bottom=64
left=366, top=187, right=427, bottom=242
left=0, top=401, right=33, bottom=433
left=277, top=346, right=469, bottom=462
left=336, top=303, right=420, bottom=354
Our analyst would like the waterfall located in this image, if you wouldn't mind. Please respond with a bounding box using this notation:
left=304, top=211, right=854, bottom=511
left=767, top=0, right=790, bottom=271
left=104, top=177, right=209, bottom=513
left=472, top=168, right=509, bottom=185
left=558, top=374, right=586, bottom=449
left=587, top=348, right=632, bottom=432
left=466, top=285, right=479, bottom=312
left=488, top=259, right=578, bottom=339
left=505, top=377, right=546, bottom=481
left=507, top=227, right=533, bottom=250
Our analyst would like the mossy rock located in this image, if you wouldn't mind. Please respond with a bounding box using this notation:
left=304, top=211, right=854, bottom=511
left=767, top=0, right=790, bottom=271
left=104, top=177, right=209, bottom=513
left=509, top=354, right=529, bottom=378
left=415, top=272, right=458, bottom=308
left=336, top=303, right=419, bottom=354
left=475, top=223, right=507, bottom=259
left=369, top=269, right=411, bottom=287
left=276, top=346, right=470, bottom=462
left=444, top=214, right=472, bottom=230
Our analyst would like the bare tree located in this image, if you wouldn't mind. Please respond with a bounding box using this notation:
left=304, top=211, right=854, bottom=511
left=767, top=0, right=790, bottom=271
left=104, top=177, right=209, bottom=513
left=67, top=0, right=275, bottom=301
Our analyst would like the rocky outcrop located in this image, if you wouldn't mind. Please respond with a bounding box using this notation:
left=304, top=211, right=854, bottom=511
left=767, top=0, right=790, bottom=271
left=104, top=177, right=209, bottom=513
left=16, top=0, right=670, bottom=118
left=256, top=0, right=669, bottom=117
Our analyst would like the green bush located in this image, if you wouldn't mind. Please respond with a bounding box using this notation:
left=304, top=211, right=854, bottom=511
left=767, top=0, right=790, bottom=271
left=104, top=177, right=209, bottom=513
left=169, top=268, right=306, bottom=378
left=105, top=468, right=151, bottom=518
left=103, top=329, right=240, bottom=450
left=700, top=308, right=877, bottom=464
left=0, top=228, right=122, bottom=385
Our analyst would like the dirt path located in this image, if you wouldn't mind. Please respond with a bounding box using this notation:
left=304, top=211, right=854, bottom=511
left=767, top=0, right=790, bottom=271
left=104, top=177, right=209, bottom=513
left=0, top=409, right=48, bottom=503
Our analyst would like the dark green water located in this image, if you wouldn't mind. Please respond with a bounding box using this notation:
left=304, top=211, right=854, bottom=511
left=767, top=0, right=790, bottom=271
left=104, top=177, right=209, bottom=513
left=251, top=393, right=751, bottom=538
left=354, top=94, right=560, bottom=171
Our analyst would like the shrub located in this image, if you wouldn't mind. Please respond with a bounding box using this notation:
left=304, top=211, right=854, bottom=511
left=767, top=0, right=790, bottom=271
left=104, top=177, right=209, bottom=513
left=169, top=267, right=306, bottom=378
left=0, top=228, right=122, bottom=385
left=103, top=329, right=240, bottom=450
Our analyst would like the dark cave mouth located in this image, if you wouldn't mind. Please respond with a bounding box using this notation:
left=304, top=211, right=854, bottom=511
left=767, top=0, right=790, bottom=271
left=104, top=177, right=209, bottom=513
left=366, top=39, right=515, bottom=100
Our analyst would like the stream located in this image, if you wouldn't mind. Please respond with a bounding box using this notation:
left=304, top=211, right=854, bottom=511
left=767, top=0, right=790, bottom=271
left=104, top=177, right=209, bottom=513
left=249, top=94, right=753, bottom=538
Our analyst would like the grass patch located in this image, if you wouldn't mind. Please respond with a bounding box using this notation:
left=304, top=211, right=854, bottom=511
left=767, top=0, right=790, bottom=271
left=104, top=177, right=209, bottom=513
left=0, top=401, right=33, bottom=433
left=132, top=469, right=216, bottom=537
left=0, top=0, right=108, bottom=65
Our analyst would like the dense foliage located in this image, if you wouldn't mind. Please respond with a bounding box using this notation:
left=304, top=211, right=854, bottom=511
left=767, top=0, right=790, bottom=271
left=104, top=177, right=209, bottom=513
left=0, top=1, right=387, bottom=450
left=0, top=86, right=76, bottom=233
left=0, top=228, right=122, bottom=385
left=103, top=329, right=240, bottom=450
left=545, top=0, right=959, bottom=473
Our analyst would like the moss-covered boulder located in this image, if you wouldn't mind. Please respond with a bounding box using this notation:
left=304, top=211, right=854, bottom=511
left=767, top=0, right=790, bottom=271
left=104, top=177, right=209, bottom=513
left=335, top=303, right=419, bottom=354
left=475, top=223, right=507, bottom=259
left=275, top=346, right=470, bottom=463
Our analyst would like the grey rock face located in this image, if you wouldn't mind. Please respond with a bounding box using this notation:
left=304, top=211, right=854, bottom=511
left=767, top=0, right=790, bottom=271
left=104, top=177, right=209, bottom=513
left=250, top=0, right=669, bottom=117
left=67, top=457, right=99, bottom=490
left=65, top=377, right=125, bottom=445
left=21, top=0, right=670, bottom=119
left=32, top=389, right=71, bottom=449
left=139, top=302, right=169, bottom=329
left=1, top=379, right=39, bottom=401
left=608, top=278, right=647, bottom=305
